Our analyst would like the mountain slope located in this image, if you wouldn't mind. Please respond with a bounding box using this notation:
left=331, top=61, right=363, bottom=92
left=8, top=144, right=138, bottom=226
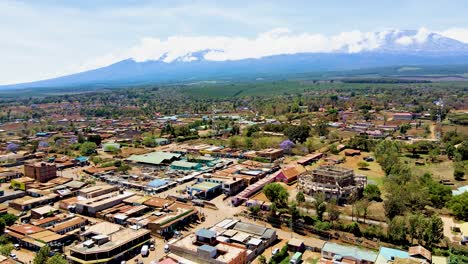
left=3, top=30, right=468, bottom=89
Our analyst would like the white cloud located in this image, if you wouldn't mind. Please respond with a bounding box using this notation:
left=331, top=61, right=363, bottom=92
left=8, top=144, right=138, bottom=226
left=439, top=27, right=468, bottom=43
left=394, top=27, right=431, bottom=46
left=395, top=36, right=413, bottom=45
left=84, top=28, right=393, bottom=69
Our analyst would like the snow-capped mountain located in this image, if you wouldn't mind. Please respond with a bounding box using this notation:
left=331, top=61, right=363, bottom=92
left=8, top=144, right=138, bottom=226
left=2, top=30, right=468, bottom=89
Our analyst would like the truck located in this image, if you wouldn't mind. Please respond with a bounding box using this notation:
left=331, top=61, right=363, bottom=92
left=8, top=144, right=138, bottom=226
left=141, top=245, right=149, bottom=257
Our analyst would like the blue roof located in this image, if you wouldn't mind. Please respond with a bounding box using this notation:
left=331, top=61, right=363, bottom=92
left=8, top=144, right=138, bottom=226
left=199, top=244, right=217, bottom=252
left=322, top=242, right=377, bottom=262
left=147, top=179, right=168, bottom=188
left=377, top=247, right=409, bottom=262
left=75, top=156, right=88, bottom=162
left=196, top=228, right=216, bottom=239
left=453, top=185, right=468, bottom=196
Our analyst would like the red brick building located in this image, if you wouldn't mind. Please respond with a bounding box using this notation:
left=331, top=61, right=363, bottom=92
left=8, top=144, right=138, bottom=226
left=24, top=162, right=57, bottom=182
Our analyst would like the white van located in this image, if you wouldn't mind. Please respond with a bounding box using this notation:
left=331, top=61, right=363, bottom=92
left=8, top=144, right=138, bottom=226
left=141, top=245, right=149, bottom=257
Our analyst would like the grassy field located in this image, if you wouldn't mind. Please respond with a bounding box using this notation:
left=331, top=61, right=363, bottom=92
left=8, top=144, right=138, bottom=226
left=442, top=124, right=468, bottom=136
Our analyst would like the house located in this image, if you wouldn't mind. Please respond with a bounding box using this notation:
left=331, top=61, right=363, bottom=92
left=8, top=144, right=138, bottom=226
left=296, top=153, right=323, bottom=166
left=255, top=148, right=283, bottom=161
left=375, top=247, right=409, bottom=264
left=30, top=205, right=59, bottom=219
left=321, top=242, right=377, bottom=264
left=344, top=149, right=361, bottom=156
left=275, top=165, right=306, bottom=184
left=155, top=138, right=170, bottom=145
left=393, top=112, right=413, bottom=121
left=288, top=238, right=305, bottom=253
left=408, top=246, right=431, bottom=263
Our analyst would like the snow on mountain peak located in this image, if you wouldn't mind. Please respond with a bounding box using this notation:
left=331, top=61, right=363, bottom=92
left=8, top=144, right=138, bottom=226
left=81, top=28, right=468, bottom=71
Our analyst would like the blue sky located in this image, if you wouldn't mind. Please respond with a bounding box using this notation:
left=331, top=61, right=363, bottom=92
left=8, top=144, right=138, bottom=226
left=2, top=0, right=468, bottom=84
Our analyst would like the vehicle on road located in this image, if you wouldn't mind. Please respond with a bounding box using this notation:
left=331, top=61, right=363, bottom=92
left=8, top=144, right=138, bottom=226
left=141, top=245, right=149, bottom=257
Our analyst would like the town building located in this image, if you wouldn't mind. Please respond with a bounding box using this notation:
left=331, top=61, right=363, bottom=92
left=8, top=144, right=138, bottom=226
left=298, top=165, right=366, bottom=203
left=24, top=162, right=57, bottom=182
left=78, top=185, right=119, bottom=198
left=393, top=112, right=413, bottom=121
left=169, top=218, right=276, bottom=263
left=321, top=242, right=377, bottom=264
left=187, top=181, right=222, bottom=199
left=9, top=193, right=58, bottom=211
left=49, top=217, right=88, bottom=235
left=7, top=224, right=66, bottom=251
left=126, top=151, right=181, bottom=167
left=275, top=165, right=306, bottom=184
left=67, top=225, right=151, bottom=264
left=31, top=205, right=59, bottom=219
left=170, top=160, right=203, bottom=171
left=74, top=191, right=135, bottom=216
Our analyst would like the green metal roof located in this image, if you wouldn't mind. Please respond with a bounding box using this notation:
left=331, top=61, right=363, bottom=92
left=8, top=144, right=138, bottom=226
left=127, top=151, right=181, bottom=165
left=170, top=160, right=201, bottom=168
left=190, top=181, right=221, bottom=191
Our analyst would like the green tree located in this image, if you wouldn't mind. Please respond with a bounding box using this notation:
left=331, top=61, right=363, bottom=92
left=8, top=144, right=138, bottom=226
left=422, top=215, right=444, bottom=248
left=296, top=191, right=305, bottom=204
left=313, top=193, right=327, bottom=221
left=326, top=199, right=340, bottom=225
left=34, top=245, right=51, bottom=264
left=407, top=213, right=424, bottom=245
left=456, top=140, right=468, bottom=160
left=355, top=199, right=370, bottom=223
left=47, top=254, right=67, bottom=264
left=357, top=161, right=369, bottom=170
left=384, top=191, right=406, bottom=220
left=314, top=118, right=329, bottom=137
left=87, top=134, right=102, bottom=146
left=263, top=183, right=289, bottom=208
left=363, top=184, right=381, bottom=202
left=0, top=219, right=5, bottom=234
left=284, top=125, right=310, bottom=143
left=387, top=216, right=407, bottom=244
left=447, top=192, right=468, bottom=220
left=246, top=125, right=260, bottom=137
left=0, top=214, right=17, bottom=226
left=80, top=141, right=97, bottom=155
left=231, top=124, right=240, bottom=135
left=454, top=168, right=465, bottom=181
left=142, top=136, right=156, bottom=147
left=258, top=255, right=267, bottom=264
left=0, top=244, right=13, bottom=256
left=249, top=205, right=261, bottom=217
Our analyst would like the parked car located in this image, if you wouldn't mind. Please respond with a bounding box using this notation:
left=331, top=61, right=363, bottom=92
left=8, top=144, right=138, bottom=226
left=150, top=245, right=155, bottom=251
left=272, top=248, right=279, bottom=256
left=164, top=244, right=170, bottom=253
left=9, top=253, right=17, bottom=260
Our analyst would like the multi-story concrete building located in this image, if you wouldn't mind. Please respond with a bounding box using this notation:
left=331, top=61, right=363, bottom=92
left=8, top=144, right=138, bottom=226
left=298, top=165, right=366, bottom=203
